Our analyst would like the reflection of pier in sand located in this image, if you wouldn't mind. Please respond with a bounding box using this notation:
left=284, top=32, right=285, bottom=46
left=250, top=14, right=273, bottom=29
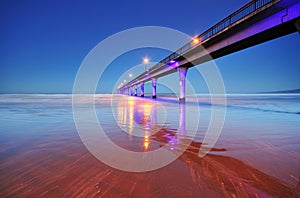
left=117, top=96, right=299, bottom=197
left=117, top=96, right=188, bottom=150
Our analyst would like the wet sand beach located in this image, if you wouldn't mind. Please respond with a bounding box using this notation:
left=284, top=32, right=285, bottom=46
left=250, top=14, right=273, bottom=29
left=0, top=94, right=299, bottom=197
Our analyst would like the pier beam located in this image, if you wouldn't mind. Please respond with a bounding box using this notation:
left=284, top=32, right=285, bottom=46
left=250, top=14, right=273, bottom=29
left=178, top=67, right=188, bottom=102
left=152, top=78, right=157, bottom=99
left=141, top=83, right=145, bottom=97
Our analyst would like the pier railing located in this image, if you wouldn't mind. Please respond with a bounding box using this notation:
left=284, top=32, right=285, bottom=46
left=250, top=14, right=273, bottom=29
left=121, top=0, right=277, bottom=89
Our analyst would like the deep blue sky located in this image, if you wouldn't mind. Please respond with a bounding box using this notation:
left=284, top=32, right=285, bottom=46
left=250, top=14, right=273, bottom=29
left=0, top=0, right=299, bottom=93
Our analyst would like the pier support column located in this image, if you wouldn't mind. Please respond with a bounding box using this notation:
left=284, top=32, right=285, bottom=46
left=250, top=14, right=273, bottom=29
left=152, top=78, right=157, bottom=99
left=295, top=19, right=300, bottom=34
left=134, top=85, right=137, bottom=96
left=178, top=67, right=188, bottom=102
left=141, top=83, right=145, bottom=97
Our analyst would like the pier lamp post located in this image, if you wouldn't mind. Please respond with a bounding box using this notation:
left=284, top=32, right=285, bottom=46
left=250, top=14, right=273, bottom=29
left=127, top=74, right=132, bottom=96
left=143, top=57, right=149, bottom=72
left=193, top=37, right=200, bottom=45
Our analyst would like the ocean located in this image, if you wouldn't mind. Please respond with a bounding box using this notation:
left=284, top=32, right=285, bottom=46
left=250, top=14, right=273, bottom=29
left=0, top=94, right=299, bottom=197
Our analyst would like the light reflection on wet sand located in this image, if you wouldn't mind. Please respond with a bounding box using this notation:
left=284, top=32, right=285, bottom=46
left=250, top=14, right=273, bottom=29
left=0, top=94, right=299, bottom=197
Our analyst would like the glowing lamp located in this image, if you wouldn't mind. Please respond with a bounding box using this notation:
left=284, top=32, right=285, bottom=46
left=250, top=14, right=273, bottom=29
left=143, top=57, right=149, bottom=64
left=193, top=37, right=200, bottom=44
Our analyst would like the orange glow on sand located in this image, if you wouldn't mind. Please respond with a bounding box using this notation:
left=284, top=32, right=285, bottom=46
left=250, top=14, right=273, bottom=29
left=128, top=97, right=135, bottom=106
left=144, top=135, right=149, bottom=150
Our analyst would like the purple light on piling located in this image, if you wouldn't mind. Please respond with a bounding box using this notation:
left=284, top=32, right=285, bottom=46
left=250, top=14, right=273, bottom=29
left=168, top=60, right=180, bottom=68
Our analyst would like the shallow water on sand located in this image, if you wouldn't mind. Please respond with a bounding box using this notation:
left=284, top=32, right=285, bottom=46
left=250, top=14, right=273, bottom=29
left=0, top=94, right=299, bottom=197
